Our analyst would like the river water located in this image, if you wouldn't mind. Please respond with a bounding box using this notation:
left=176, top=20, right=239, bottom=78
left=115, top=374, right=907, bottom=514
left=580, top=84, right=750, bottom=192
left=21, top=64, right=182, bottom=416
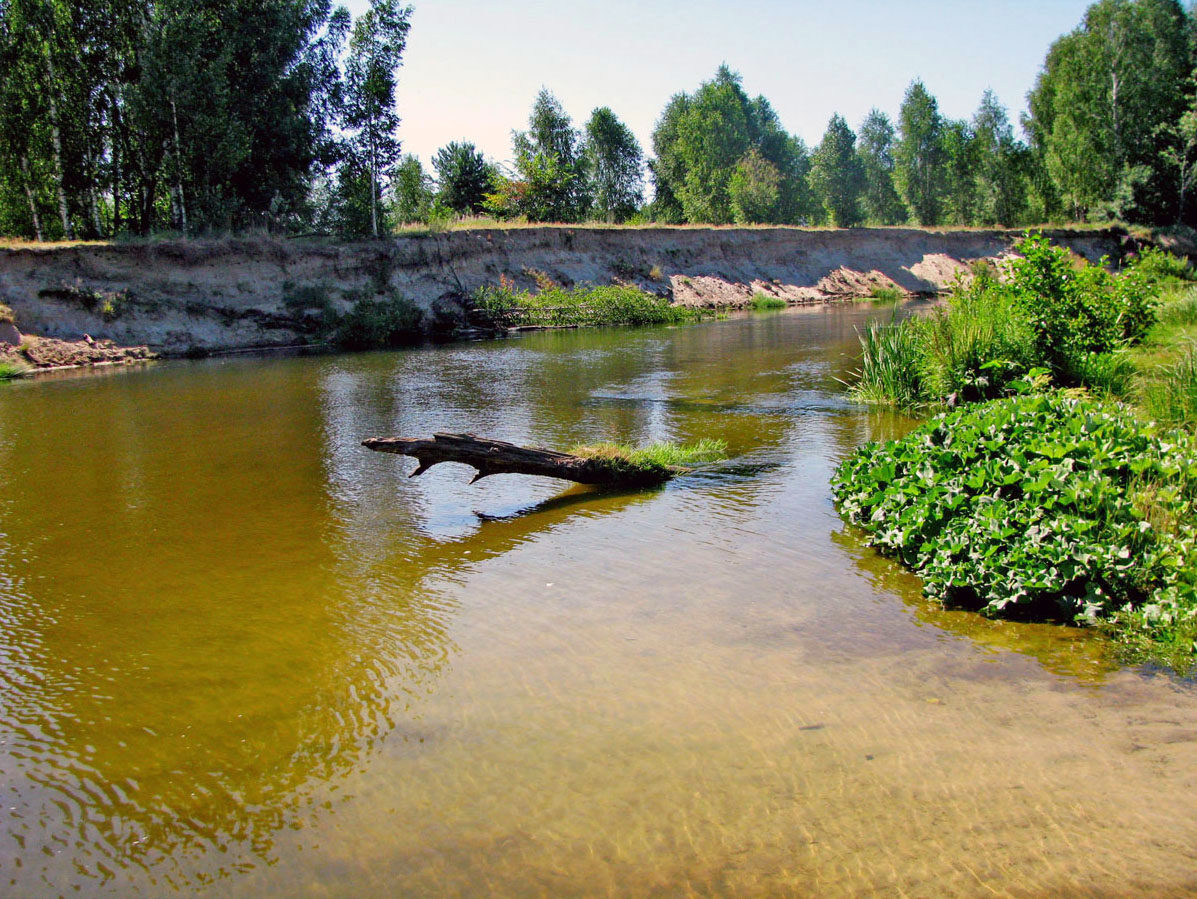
left=0, top=305, right=1195, bottom=897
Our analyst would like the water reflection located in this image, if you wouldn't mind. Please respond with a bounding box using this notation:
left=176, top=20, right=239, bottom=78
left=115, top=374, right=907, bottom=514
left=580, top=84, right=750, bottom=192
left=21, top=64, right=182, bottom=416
left=0, top=301, right=1156, bottom=895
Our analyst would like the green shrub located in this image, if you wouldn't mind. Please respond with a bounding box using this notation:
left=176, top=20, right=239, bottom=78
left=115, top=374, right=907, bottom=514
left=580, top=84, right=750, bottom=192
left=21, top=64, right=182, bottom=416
left=868, top=286, right=902, bottom=303
left=1008, top=233, right=1155, bottom=368
left=1127, top=245, right=1195, bottom=286
left=912, top=272, right=1037, bottom=401
left=333, top=294, right=423, bottom=349
left=474, top=282, right=703, bottom=328
left=832, top=393, right=1197, bottom=668
left=0, top=304, right=13, bottom=324
left=750, top=292, right=786, bottom=310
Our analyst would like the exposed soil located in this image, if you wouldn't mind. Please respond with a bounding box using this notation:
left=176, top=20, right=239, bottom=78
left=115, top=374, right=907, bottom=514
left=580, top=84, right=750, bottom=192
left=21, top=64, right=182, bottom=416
left=1, top=333, right=156, bottom=372
left=0, top=227, right=1136, bottom=355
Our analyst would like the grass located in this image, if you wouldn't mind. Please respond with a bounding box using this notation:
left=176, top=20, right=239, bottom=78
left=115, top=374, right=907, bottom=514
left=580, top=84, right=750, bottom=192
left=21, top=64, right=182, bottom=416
left=750, top=292, right=786, bottom=310
left=570, top=438, right=729, bottom=482
left=847, top=317, right=925, bottom=408
left=474, top=282, right=707, bottom=329
left=0, top=360, right=30, bottom=380
left=867, top=285, right=903, bottom=303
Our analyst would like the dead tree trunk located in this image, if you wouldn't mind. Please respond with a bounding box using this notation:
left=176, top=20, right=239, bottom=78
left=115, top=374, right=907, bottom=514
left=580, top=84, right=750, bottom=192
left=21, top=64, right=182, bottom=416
left=362, top=432, right=672, bottom=487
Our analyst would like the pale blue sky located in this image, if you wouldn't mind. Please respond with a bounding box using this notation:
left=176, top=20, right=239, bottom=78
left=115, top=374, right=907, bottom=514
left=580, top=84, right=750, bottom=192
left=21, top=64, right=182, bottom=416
left=344, top=0, right=1096, bottom=169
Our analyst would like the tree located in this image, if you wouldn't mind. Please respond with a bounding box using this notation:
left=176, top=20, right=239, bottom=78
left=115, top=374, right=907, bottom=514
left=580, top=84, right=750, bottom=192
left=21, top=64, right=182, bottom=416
left=729, top=148, right=781, bottom=224
left=392, top=155, right=432, bottom=223
left=940, top=119, right=977, bottom=225
left=809, top=114, right=865, bottom=227
left=650, top=66, right=811, bottom=224
left=895, top=80, right=945, bottom=225
left=972, top=90, right=1027, bottom=226
left=510, top=88, right=588, bottom=222
left=342, top=0, right=411, bottom=237
left=857, top=109, right=906, bottom=225
left=1025, top=0, right=1192, bottom=222
left=432, top=141, right=493, bottom=216
left=583, top=107, right=643, bottom=223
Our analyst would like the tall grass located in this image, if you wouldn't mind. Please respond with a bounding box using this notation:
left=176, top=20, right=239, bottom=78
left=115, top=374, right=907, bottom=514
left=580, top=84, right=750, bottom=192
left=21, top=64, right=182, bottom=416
left=849, top=318, right=924, bottom=407
left=1139, top=341, right=1197, bottom=430
left=570, top=438, right=728, bottom=481
left=0, top=360, right=30, bottom=381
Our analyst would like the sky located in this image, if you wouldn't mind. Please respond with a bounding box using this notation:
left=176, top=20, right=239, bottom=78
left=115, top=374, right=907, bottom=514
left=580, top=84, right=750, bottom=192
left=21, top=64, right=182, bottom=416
left=343, top=0, right=1097, bottom=170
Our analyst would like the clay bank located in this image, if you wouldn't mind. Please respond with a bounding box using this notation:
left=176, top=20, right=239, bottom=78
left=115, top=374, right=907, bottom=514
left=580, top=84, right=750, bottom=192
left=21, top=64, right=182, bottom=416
left=0, top=226, right=1131, bottom=357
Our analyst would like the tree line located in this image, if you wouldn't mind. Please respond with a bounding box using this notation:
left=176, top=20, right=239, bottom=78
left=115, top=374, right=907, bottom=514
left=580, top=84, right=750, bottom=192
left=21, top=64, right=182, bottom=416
left=3, top=0, right=1197, bottom=240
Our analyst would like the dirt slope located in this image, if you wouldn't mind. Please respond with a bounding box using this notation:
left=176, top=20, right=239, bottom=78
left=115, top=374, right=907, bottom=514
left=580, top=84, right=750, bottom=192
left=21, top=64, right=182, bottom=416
left=0, top=227, right=1131, bottom=355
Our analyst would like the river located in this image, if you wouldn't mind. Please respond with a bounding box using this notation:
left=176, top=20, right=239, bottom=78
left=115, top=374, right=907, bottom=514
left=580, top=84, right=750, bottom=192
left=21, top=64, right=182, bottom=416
left=0, top=304, right=1195, bottom=896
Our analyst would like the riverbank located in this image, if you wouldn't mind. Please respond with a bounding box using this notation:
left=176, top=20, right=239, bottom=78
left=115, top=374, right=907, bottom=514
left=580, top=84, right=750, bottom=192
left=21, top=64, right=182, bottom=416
left=0, top=226, right=1132, bottom=358
left=834, top=239, right=1197, bottom=672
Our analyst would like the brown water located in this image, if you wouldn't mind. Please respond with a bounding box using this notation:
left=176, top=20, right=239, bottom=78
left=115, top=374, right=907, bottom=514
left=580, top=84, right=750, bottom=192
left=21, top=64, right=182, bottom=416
left=0, top=306, right=1195, bottom=897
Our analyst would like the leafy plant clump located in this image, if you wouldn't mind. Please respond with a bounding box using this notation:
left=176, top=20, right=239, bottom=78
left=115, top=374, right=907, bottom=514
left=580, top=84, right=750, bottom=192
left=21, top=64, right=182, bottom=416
left=0, top=360, right=29, bottom=381
left=832, top=393, right=1197, bottom=669
left=867, top=286, right=903, bottom=303
left=750, top=292, right=786, bottom=310
left=474, top=282, right=704, bottom=329
left=571, top=438, right=728, bottom=481
left=848, top=234, right=1159, bottom=408
left=333, top=294, right=424, bottom=350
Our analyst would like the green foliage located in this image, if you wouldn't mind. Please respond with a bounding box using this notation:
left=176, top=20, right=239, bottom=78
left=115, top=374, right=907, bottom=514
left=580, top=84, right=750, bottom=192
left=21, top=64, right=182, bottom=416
left=895, top=80, right=945, bottom=225
left=570, top=438, right=728, bottom=481
left=0, top=360, right=29, bottom=381
left=832, top=393, right=1197, bottom=667
left=1140, top=341, right=1197, bottom=430
left=474, top=282, right=705, bottom=328
left=809, top=114, right=865, bottom=227
left=729, top=148, right=782, bottom=224
left=848, top=317, right=925, bottom=408
left=649, top=66, right=812, bottom=225
left=433, top=142, right=494, bottom=216
left=868, top=286, right=902, bottom=303
left=392, top=156, right=434, bottom=224
left=0, top=303, right=13, bottom=324
left=509, top=89, right=590, bottom=222
left=1128, top=246, right=1195, bottom=286
left=342, top=0, right=412, bottom=238
left=1008, top=234, right=1155, bottom=370
left=1025, top=0, right=1191, bottom=223
left=750, top=293, right=786, bottom=310
left=583, top=107, right=644, bottom=223
left=332, top=293, right=423, bottom=349
left=849, top=234, right=1157, bottom=406
left=857, top=109, right=905, bottom=225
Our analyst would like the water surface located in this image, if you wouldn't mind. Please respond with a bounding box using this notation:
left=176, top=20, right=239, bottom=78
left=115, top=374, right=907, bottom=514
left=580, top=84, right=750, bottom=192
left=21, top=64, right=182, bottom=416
left=1, top=306, right=1195, bottom=896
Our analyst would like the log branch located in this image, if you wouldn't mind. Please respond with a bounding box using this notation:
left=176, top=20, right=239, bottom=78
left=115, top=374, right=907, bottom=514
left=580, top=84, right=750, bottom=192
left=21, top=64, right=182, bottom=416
left=361, top=432, right=671, bottom=487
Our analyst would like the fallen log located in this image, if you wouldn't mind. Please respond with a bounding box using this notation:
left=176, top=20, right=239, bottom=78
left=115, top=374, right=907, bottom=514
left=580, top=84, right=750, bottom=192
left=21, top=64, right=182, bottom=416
left=361, top=432, right=676, bottom=487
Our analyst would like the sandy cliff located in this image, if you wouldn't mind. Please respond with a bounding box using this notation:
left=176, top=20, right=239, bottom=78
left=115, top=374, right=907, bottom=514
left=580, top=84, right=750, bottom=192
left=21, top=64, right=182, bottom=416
left=0, top=227, right=1132, bottom=354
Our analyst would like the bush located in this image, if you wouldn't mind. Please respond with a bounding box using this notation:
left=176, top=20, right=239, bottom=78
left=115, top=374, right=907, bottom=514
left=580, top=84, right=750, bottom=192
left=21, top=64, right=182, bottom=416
left=474, top=282, right=704, bottom=328
left=750, top=292, right=786, bottom=310
left=1127, top=246, right=1195, bottom=286
left=912, top=269, right=1038, bottom=402
left=847, top=234, right=1159, bottom=408
left=832, top=393, right=1197, bottom=668
left=1008, top=233, right=1155, bottom=369
left=333, top=294, right=423, bottom=349
left=0, top=303, right=13, bottom=324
